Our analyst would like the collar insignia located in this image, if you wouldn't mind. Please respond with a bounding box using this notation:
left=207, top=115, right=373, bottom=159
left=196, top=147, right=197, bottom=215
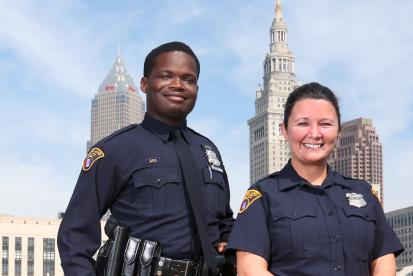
left=346, top=192, right=367, bottom=208
left=239, top=189, right=262, bottom=213
left=146, top=157, right=160, bottom=165
left=82, top=147, right=105, bottom=171
left=202, top=145, right=223, bottom=173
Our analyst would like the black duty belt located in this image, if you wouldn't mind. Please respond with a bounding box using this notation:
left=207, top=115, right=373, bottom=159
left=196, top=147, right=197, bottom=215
left=154, top=257, right=201, bottom=276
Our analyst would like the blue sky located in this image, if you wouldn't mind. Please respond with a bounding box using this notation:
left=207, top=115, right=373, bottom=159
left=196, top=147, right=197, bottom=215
left=0, top=0, right=412, bottom=218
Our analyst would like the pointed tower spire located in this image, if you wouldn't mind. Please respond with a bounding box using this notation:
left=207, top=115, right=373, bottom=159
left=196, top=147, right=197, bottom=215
left=275, top=0, right=284, bottom=22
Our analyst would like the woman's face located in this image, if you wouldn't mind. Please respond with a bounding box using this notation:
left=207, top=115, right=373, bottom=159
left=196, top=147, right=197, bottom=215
left=282, top=98, right=340, bottom=167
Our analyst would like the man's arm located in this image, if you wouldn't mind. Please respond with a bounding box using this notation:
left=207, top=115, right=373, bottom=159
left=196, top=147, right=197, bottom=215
left=57, top=147, right=118, bottom=275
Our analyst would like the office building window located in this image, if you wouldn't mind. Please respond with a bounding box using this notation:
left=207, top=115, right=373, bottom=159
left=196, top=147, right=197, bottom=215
left=43, top=238, right=55, bottom=276
left=2, top=237, right=9, bottom=276
left=15, top=237, right=22, bottom=276
left=28, top=237, right=34, bottom=276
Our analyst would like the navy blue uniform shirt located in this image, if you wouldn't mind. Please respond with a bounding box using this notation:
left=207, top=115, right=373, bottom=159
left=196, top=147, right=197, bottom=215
left=57, top=114, right=234, bottom=275
left=227, top=160, right=403, bottom=276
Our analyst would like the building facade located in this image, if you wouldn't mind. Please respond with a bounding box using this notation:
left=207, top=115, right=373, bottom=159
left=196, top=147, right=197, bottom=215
left=0, top=214, right=107, bottom=276
left=86, top=55, right=145, bottom=151
left=0, top=214, right=62, bottom=276
left=386, top=206, right=413, bottom=271
left=248, top=0, right=297, bottom=184
left=328, top=118, right=384, bottom=203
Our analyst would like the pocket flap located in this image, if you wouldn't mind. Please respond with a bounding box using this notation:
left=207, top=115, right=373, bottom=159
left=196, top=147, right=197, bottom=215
left=202, top=167, right=225, bottom=188
left=343, top=207, right=376, bottom=222
left=271, top=208, right=316, bottom=221
left=133, top=167, right=180, bottom=189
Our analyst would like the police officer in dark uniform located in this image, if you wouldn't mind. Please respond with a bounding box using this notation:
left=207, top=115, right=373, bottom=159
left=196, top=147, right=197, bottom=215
left=226, top=83, right=403, bottom=275
left=57, top=42, right=234, bottom=275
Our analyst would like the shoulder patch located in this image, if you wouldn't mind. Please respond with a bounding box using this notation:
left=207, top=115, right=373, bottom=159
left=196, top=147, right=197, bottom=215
left=82, top=147, right=105, bottom=171
left=239, top=189, right=262, bottom=213
left=371, top=187, right=382, bottom=205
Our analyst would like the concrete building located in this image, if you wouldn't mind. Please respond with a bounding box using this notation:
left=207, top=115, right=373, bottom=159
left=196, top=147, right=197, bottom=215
left=248, top=0, right=297, bottom=184
left=86, top=55, right=145, bottom=151
left=0, top=214, right=62, bottom=276
left=329, top=118, right=384, bottom=203
left=0, top=214, right=107, bottom=276
left=386, top=206, right=413, bottom=271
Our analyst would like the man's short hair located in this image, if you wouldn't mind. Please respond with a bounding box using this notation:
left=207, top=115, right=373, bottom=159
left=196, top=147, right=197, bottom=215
left=143, top=41, right=200, bottom=78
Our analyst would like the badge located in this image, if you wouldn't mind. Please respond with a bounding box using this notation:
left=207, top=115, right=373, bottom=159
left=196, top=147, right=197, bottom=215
left=145, top=157, right=160, bottom=165
left=82, top=148, right=105, bottom=171
left=239, top=189, right=262, bottom=213
left=345, top=192, right=367, bottom=208
left=202, top=145, right=223, bottom=173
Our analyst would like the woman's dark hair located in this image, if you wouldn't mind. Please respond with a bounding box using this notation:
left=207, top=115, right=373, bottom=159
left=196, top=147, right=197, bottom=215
left=283, top=82, right=341, bottom=129
left=143, top=41, right=200, bottom=78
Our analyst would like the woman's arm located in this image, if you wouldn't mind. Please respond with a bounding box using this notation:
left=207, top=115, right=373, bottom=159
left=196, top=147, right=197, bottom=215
left=370, top=253, right=396, bottom=276
left=236, top=251, right=274, bottom=276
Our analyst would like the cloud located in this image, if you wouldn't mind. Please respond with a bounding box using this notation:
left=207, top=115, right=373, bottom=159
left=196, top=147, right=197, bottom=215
left=0, top=158, right=74, bottom=218
left=0, top=1, right=111, bottom=98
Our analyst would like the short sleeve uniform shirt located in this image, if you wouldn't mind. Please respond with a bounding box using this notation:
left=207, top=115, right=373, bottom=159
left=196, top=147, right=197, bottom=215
left=227, top=161, right=403, bottom=276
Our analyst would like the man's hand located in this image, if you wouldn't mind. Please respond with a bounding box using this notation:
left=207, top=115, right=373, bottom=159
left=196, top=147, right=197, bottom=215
left=215, top=242, right=227, bottom=253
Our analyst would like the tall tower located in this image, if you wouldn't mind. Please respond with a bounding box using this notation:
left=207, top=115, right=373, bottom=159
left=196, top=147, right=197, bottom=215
left=329, top=118, right=384, bottom=203
left=86, top=56, right=145, bottom=150
left=248, top=0, right=297, bottom=184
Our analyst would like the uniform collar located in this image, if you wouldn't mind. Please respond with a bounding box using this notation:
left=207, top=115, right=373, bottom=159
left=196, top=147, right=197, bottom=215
left=141, top=113, right=189, bottom=143
left=278, top=160, right=351, bottom=191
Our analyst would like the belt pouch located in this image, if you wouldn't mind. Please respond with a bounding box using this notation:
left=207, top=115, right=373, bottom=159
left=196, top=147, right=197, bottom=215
left=137, top=240, right=162, bottom=276
left=121, top=237, right=142, bottom=276
left=96, top=225, right=129, bottom=276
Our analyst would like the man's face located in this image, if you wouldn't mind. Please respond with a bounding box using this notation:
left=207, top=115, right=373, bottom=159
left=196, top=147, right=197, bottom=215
left=140, top=51, right=198, bottom=126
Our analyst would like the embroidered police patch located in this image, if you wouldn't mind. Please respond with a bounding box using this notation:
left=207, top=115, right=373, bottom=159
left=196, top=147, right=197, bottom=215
left=82, top=147, right=105, bottom=171
left=239, top=189, right=262, bottom=213
left=371, top=187, right=382, bottom=205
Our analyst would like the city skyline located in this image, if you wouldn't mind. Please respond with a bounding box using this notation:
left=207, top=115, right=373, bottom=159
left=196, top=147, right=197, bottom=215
left=0, top=0, right=412, bottom=217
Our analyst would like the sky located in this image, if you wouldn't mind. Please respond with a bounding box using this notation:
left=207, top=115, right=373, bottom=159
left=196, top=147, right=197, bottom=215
left=0, top=0, right=412, bottom=218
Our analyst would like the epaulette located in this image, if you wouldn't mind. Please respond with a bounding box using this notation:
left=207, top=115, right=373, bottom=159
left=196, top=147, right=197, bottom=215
left=187, top=127, right=217, bottom=147
left=98, top=124, right=139, bottom=145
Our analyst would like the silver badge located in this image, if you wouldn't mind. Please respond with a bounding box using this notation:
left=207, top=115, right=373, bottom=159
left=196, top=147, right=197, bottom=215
left=203, top=145, right=223, bottom=173
left=346, top=192, right=367, bottom=208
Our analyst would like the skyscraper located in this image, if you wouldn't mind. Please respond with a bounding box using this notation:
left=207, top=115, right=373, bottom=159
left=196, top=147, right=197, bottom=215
left=329, top=118, right=384, bottom=203
left=86, top=56, right=145, bottom=150
left=385, top=206, right=413, bottom=271
left=248, top=0, right=297, bottom=184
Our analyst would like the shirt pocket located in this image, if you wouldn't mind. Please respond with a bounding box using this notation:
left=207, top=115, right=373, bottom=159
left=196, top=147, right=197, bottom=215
left=132, top=167, right=183, bottom=218
left=342, top=207, right=377, bottom=261
left=202, top=167, right=226, bottom=217
left=269, top=207, right=319, bottom=259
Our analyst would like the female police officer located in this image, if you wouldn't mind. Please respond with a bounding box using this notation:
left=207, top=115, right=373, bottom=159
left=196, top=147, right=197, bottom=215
left=226, top=82, right=403, bottom=275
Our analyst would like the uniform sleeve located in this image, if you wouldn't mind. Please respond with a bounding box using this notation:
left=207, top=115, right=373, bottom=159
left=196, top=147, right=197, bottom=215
left=226, top=190, right=270, bottom=261
left=57, top=147, right=120, bottom=276
left=371, top=196, right=404, bottom=260
left=218, top=168, right=235, bottom=242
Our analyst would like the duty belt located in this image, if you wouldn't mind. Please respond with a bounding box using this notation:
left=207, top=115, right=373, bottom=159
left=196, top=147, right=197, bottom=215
left=154, top=257, right=201, bottom=276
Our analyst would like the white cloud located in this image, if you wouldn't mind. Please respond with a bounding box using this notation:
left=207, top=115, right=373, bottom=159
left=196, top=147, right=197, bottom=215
left=0, top=158, right=73, bottom=218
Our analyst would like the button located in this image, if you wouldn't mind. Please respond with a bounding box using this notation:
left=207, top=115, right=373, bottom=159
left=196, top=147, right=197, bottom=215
left=334, top=265, right=341, bottom=271
left=292, top=211, right=297, bottom=218
left=155, top=178, right=161, bottom=183
left=328, top=211, right=334, bottom=216
left=334, top=235, right=340, bottom=241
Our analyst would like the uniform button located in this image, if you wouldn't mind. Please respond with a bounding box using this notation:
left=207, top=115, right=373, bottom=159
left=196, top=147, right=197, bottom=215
left=155, top=178, right=161, bottom=183
left=334, top=235, right=340, bottom=241
left=334, top=265, right=341, bottom=271
left=292, top=211, right=297, bottom=217
left=328, top=211, right=334, bottom=216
